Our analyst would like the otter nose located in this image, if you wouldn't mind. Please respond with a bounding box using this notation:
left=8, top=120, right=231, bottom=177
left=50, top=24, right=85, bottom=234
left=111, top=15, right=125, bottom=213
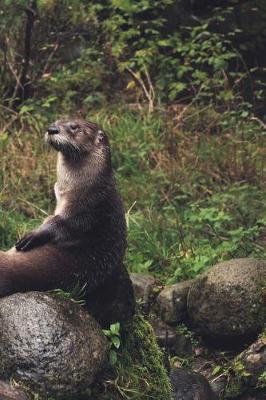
left=47, top=126, right=59, bottom=135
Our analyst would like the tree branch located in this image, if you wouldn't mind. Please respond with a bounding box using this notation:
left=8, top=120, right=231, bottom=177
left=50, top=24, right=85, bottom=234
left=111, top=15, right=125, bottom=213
left=14, top=0, right=38, bottom=105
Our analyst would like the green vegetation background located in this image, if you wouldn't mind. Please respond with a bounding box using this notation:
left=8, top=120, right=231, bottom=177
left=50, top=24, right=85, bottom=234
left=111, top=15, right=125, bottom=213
left=0, top=0, right=265, bottom=286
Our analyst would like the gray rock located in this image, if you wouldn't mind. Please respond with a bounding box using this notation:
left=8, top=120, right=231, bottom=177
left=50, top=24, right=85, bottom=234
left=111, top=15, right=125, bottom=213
left=150, top=319, right=193, bottom=356
left=130, top=273, right=158, bottom=311
left=0, top=292, right=107, bottom=400
left=187, top=258, right=266, bottom=338
left=237, top=334, right=266, bottom=385
left=170, top=368, right=217, bottom=400
left=225, top=333, right=266, bottom=398
left=157, top=280, right=193, bottom=324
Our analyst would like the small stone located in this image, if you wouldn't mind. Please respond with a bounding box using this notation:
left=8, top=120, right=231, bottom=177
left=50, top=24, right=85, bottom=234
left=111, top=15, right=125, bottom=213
left=157, top=280, right=193, bottom=324
left=170, top=368, right=217, bottom=400
left=130, top=273, right=158, bottom=311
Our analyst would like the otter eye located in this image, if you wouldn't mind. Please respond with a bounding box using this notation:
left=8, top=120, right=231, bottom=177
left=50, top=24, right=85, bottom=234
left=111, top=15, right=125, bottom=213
left=70, top=123, right=78, bottom=131
left=98, top=131, right=105, bottom=141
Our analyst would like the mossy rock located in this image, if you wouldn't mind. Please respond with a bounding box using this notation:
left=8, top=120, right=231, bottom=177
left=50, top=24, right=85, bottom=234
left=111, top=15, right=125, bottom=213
left=92, top=314, right=173, bottom=400
left=187, top=258, right=266, bottom=338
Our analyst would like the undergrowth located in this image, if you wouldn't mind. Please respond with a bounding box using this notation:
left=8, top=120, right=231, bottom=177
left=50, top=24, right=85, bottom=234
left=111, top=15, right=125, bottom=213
left=0, top=104, right=265, bottom=283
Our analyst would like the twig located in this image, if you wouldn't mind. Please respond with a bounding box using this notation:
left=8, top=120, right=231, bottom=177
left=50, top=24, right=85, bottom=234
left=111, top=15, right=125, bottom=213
left=174, top=85, right=204, bottom=127
left=250, top=116, right=266, bottom=130
left=125, top=200, right=137, bottom=227
left=0, top=104, right=19, bottom=115
left=17, top=198, right=48, bottom=216
left=1, top=115, right=19, bottom=133
left=144, top=65, right=155, bottom=110
left=210, top=372, right=226, bottom=384
left=5, top=36, right=23, bottom=108
left=126, top=66, right=155, bottom=113
left=19, top=0, right=38, bottom=101
left=39, top=41, right=60, bottom=78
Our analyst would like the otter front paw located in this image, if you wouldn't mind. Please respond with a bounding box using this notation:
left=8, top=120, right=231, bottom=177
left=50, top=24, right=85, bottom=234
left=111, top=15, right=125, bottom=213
left=15, top=230, right=51, bottom=251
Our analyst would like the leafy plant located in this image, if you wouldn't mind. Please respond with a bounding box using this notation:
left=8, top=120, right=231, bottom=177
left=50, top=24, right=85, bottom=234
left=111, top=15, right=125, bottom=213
left=176, top=324, right=200, bottom=348
left=101, top=3, right=257, bottom=105
left=103, top=322, right=121, bottom=366
left=51, top=281, right=87, bottom=305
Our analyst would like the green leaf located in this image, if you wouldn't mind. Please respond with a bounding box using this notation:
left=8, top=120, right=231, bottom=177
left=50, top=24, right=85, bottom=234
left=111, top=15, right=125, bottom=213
left=213, top=366, right=222, bottom=375
left=103, top=329, right=112, bottom=338
left=112, top=336, right=121, bottom=349
left=110, top=322, right=120, bottom=336
left=109, top=350, right=118, bottom=366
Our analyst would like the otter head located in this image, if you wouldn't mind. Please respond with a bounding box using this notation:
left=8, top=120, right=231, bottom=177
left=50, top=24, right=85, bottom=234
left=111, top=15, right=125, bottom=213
left=45, top=119, right=110, bottom=162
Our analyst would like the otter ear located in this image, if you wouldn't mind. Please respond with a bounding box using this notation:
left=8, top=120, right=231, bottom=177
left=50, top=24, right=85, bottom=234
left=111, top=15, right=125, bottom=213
left=95, top=130, right=105, bottom=145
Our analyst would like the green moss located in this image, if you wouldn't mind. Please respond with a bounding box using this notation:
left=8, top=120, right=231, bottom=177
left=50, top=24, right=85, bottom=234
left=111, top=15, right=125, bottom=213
left=93, top=314, right=173, bottom=400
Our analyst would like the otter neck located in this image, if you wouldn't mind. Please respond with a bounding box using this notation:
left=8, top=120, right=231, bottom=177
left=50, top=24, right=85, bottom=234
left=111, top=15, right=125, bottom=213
left=56, top=150, right=111, bottom=191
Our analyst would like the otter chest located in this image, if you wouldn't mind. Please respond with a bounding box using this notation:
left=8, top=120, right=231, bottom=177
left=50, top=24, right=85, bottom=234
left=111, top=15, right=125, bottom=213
left=54, top=182, right=68, bottom=214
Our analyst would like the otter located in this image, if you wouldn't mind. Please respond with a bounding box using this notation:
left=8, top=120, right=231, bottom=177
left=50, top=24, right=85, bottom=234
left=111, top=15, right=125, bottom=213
left=0, top=119, right=134, bottom=326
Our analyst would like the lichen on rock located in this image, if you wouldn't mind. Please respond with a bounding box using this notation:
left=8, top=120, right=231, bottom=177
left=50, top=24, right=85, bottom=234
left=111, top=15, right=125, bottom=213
left=157, top=280, right=193, bottom=325
left=187, top=258, right=266, bottom=338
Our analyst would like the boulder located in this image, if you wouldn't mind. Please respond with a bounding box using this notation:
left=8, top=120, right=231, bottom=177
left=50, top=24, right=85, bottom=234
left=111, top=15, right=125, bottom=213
left=0, top=292, right=107, bottom=400
left=130, top=273, right=158, bottom=312
left=157, top=280, right=193, bottom=324
left=170, top=368, right=217, bottom=400
left=187, top=258, right=266, bottom=338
